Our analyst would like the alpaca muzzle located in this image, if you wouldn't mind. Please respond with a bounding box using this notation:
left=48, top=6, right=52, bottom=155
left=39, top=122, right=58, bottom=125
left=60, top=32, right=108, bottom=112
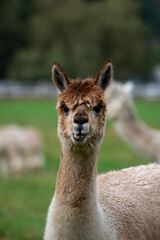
left=72, top=123, right=90, bottom=143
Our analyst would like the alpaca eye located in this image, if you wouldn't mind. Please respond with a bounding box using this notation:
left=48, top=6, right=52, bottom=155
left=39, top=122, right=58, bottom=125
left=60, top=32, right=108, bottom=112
left=93, top=104, right=102, bottom=114
left=61, top=104, right=69, bottom=114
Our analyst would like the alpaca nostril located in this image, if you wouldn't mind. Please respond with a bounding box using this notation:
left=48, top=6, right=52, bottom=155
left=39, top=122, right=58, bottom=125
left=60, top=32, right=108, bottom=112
left=82, top=118, right=88, bottom=124
left=74, top=119, right=79, bottom=124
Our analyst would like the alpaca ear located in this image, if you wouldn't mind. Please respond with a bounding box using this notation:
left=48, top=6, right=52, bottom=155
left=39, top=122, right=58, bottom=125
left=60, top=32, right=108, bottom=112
left=95, top=62, right=113, bottom=92
left=52, top=63, right=71, bottom=93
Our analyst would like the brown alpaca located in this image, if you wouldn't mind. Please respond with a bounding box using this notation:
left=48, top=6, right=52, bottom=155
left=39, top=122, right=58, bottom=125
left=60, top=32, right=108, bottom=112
left=44, top=62, right=160, bottom=240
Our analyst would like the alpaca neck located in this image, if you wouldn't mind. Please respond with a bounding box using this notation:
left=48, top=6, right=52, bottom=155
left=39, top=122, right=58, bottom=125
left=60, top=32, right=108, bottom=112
left=49, top=145, right=106, bottom=240
left=55, top=145, right=99, bottom=207
left=114, top=102, right=159, bottom=161
left=120, top=101, right=140, bottom=124
left=115, top=101, right=148, bottom=136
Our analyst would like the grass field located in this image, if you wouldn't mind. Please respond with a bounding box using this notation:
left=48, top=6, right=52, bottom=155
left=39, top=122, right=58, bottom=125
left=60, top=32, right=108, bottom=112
left=0, top=99, right=160, bottom=239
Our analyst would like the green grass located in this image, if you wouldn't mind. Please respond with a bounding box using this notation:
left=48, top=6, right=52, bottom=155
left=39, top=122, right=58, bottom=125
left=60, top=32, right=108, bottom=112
left=0, top=99, right=160, bottom=239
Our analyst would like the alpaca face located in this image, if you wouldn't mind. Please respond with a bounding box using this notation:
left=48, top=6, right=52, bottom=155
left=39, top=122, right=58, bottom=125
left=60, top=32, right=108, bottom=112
left=57, top=80, right=107, bottom=149
left=52, top=62, right=113, bottom=150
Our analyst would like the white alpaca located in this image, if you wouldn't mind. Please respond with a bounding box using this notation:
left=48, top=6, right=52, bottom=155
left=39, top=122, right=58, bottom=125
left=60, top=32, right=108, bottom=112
left=44, top=62, right=160, bottom=240
left=107, top=81, right=160, bottom=163
left=0, top=125, right=45, bottom=177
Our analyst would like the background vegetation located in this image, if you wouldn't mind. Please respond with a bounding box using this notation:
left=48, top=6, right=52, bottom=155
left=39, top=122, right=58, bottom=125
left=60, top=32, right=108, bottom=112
left=0, top=99, right=160, bottom=239
left=0, top=0, right=160, bottom=81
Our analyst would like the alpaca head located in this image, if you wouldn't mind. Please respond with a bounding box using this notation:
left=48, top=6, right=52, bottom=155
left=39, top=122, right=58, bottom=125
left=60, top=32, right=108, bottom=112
left=52, top=62, right=112, bottom=150
left=107, top=81, right=134, bottom=120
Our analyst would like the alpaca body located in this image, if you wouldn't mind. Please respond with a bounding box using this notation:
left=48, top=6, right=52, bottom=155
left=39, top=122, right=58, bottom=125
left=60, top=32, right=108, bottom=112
left=97, top=164, right=160, bottom=240
left=45, top=147, right=160, bottom=240
left=44, top=63, right=160, bottom=240
left=108, top=81, right=160, bottom=163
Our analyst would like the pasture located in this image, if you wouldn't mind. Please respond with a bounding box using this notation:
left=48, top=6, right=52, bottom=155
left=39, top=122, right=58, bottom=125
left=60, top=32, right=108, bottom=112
left=0, top=99, right=160, bottom=240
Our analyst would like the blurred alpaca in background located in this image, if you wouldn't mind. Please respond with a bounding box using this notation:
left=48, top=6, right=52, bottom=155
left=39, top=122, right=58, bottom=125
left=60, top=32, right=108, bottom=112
left=107, top=81, right=160, bottom=163
left=0, top=125, right=45, bottom=177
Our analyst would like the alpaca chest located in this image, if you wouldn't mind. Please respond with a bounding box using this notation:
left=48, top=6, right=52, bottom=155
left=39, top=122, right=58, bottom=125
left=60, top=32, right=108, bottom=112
left=44, top=197, right=106, bottom=240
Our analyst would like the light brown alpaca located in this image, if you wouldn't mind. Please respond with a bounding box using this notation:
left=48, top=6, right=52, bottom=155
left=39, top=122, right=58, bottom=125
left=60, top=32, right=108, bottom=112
left=107, top=81, right=160, bottom=163
left=44, top=63, right=160, bottom=240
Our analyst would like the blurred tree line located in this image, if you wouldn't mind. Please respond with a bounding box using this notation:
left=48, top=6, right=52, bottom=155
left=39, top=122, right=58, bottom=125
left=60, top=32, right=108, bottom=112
left=0, top=0, right=160, bottom=81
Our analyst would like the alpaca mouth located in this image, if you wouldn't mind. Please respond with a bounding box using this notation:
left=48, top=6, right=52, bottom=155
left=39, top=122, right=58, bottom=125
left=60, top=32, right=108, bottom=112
left=73, top=133, right=87, bottom=143
left=72, top=123, right=89, bottom=144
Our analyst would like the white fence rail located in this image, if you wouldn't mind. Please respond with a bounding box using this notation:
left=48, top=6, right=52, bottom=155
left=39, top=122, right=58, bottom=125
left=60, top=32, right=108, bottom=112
left=133, top=83, right=160, bottom=100
left=0, top=81, right=160, bottom=100
left=0, top=81, right=57, bottom=99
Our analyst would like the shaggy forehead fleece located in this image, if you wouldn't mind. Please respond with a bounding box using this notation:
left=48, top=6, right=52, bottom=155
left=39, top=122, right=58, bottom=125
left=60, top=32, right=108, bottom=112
left=58, top=78, right=106, bottom=109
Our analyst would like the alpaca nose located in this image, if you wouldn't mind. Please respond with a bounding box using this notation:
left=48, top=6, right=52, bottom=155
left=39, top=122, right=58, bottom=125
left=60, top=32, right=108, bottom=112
left=74, top=114, right=88, bottom=125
